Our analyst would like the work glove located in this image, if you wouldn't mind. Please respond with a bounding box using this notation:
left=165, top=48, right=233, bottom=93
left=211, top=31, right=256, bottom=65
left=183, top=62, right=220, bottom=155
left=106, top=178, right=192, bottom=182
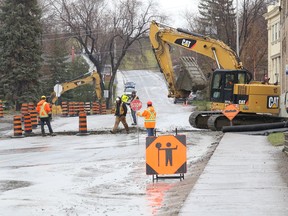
left=48, top=113, right=52, bottom=120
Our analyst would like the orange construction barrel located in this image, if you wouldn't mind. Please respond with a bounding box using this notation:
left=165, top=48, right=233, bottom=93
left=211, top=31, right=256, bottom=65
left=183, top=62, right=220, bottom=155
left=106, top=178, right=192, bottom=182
left=24, top=113, right=32, bottom=135
left=0, top=100, right=3, bottom=118
left=76, top=112, right=89, bottom=136
left=61, top=101, right=68, bottom=117
left=30, top=109, right=38, bottom=128
left=12, top=115, right=24, bottom=138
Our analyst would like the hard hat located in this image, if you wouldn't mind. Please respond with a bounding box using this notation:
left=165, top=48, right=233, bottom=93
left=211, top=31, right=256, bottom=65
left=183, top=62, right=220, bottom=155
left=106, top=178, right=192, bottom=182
left=147, top=101, right=152, bottom=106
left=41, top=95, right=46, bottom=100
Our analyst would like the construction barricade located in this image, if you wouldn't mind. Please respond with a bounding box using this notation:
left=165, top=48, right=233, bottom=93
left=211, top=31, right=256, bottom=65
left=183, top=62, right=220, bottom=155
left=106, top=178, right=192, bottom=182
left=24, top=113, right=32, bottom=135
left=79, top=102, right=85, bottom=114
left=68, top=102, right=75, bottom=116
left=101, top=102, right=107, bottom=114
left=30, top=109, right=38, bottom=128
left=28, top=102, right=35, bottom=112
left=76, top=112, right=89, bottom=136
left=61, top=101, right=68, bottom=117
left=0, top=100, right=3, bottom=118
left=21, top=103, right=29, bottom=119
left=74, top=102, right=79, bottom=115
left=12, top=115, right=24, bottom=138
left=84, top=102, right=91, bottom=115
left=92, top=102, right=100, bottom=115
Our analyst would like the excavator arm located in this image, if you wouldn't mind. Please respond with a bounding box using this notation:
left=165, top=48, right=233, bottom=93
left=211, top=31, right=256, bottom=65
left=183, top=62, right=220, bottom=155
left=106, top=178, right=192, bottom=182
left=149, top=20, right=243, bottom=70
left=149, top=21, right=245, bottom=99
left=51, top=70, right=102, bottom=104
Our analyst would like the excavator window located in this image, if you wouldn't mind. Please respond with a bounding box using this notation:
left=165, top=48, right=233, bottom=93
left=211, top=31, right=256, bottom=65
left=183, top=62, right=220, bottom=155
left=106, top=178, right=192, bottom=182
left=210, top=70, right=250, bottom=103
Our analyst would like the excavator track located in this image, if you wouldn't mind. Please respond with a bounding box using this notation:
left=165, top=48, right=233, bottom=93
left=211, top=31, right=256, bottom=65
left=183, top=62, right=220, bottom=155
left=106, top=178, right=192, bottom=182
left=189, top=111, right=222, bottom=129
left=190, top=111, right=288, bottom=131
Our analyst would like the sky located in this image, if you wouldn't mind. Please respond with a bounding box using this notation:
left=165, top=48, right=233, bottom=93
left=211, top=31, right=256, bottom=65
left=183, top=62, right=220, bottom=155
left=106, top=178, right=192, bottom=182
left=156, top=0, right=200, bottom=27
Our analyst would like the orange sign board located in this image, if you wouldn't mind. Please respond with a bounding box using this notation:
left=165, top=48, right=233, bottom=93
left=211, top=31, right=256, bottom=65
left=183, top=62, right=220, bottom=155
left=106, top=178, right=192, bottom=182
left=222, top=104, right=239, bottom=121
left=146, top=135, right=187, bottom=175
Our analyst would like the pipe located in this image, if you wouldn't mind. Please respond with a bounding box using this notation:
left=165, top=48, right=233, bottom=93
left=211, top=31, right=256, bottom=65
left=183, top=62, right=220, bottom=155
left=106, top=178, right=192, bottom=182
left=222, top=121, right=288, bottom=133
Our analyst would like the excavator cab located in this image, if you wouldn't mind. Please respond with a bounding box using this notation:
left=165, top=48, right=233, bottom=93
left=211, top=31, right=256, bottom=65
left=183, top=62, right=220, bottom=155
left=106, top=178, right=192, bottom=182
left=210, top=69, right=251, bottom=109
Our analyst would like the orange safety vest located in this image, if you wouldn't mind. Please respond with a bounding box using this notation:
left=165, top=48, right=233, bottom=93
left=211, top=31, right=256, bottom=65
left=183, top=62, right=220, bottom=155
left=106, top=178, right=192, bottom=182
left=37, top=100, right=51, bottom=118
left=139, top=106, right=156, bottom=128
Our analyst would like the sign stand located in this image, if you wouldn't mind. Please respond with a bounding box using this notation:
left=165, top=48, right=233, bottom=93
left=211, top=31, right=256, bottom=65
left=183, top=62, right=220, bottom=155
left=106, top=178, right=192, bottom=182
left=152, top=173, right=185, bottom=182
left=136, top=115, right=139, bottom=145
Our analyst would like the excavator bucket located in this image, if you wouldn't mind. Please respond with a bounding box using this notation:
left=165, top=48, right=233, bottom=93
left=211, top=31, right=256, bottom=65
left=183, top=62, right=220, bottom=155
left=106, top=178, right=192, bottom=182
left=175, top=57, right=207, bottom=92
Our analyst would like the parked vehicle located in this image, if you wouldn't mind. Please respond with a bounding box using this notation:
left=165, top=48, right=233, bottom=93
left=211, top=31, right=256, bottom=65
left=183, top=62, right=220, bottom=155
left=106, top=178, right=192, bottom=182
left=124, top=87, right=135, bottom=97
left=124, top=81, right=136, bottom=89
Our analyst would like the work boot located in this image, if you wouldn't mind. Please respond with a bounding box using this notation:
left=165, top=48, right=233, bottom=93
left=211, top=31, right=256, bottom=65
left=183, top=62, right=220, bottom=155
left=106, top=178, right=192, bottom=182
left=42, top=133, right=47, bottom=137
left=110, top=130, right=115, bottom=134
left=131, top=123, right=137, bottom=125
left=49, top=133, right=56, bottom=136
left=126, top=130, right=129, bottom=134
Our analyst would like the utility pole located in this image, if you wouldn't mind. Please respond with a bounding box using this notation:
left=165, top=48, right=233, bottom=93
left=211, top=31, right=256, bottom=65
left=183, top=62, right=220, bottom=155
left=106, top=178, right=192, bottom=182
left=236, top=0, right=239, bottom=57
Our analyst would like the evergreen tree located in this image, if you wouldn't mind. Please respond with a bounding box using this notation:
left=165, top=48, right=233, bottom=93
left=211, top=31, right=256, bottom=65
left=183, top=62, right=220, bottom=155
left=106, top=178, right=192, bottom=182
left=198, top=0, right=236, bottom=49
left=0, top=0, right=42, bottom=110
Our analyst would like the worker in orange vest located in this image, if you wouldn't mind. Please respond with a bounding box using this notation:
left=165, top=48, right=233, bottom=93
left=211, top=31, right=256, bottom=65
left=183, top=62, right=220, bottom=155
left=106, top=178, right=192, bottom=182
left=137, top=101, right=156, bottom=136
left=36, top=96, right=55, bottom=136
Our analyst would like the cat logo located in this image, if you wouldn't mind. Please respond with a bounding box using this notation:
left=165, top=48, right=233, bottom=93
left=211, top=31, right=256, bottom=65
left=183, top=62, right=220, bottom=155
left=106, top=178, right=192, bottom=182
left=267, top=96, right=279, bottom=109
left=181, top=39, right=192, bottom=48
left=174, top=38, right=196, bottom=49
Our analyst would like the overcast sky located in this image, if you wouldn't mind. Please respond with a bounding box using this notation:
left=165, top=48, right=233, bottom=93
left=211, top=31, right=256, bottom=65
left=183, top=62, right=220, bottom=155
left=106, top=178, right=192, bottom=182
left=156, top=0, right=200, bottom=27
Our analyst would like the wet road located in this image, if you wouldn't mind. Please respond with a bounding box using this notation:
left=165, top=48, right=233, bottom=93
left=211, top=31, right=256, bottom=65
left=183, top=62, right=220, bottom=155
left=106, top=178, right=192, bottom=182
left=0, top=70, right=219, bottom=215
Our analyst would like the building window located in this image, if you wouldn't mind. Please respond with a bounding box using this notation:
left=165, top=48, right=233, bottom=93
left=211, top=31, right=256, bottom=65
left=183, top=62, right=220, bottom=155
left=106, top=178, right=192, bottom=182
left=272, top=56, right=281, bottom=82
left=271, top=22, right=280, bottom=42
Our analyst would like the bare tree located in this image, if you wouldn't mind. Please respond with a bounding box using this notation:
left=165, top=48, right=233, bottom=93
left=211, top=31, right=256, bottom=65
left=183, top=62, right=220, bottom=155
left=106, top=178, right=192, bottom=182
left=184, top=0, right=268, bottom=80
left=239, top=0, right=268, bottom=79
left=47, top=0, right=156, bottom=107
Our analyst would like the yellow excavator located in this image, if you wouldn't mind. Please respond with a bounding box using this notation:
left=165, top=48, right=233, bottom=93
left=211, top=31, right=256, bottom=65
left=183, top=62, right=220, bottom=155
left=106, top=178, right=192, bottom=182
left=50, top=70, right=102, bottom=113
left=149, top=20, right=287, bottom=130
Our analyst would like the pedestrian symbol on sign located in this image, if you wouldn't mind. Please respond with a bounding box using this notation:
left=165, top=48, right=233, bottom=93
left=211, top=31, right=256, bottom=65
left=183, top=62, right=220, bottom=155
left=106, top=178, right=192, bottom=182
left=155, top=142, right=178, bottom=166
left=146, top=135, right=186, bottom=178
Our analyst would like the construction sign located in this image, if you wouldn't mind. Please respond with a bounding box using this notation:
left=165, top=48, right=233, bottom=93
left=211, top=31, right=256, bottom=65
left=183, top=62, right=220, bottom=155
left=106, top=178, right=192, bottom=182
left=222, top=104, right=239, bottom=121
left=146, top=135, right=187, bottom=175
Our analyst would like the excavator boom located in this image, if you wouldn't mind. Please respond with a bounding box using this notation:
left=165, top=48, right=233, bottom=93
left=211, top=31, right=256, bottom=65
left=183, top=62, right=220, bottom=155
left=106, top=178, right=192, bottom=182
left=51, top=70, right=102, bottom=104
left=150, top=21, right=243, bottom=70
left=149, top=21, right=208, bottom=99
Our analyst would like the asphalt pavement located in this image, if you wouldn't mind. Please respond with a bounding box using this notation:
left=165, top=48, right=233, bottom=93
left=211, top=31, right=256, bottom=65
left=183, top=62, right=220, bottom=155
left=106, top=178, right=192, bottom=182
left=179, top=133, right=288, bottom=216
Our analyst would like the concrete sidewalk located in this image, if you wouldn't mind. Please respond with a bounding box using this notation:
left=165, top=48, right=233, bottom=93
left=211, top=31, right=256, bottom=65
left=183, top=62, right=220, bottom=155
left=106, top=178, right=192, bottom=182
left=180, top=133, right=288, bottom=216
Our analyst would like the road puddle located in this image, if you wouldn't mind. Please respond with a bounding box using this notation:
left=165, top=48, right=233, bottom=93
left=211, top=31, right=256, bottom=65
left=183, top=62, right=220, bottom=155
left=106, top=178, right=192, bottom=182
left=0, top=180, right=32, bottom=192
left=0, top=147, right=50, bottom=155
left=146, top=182, right=176, bottom=215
